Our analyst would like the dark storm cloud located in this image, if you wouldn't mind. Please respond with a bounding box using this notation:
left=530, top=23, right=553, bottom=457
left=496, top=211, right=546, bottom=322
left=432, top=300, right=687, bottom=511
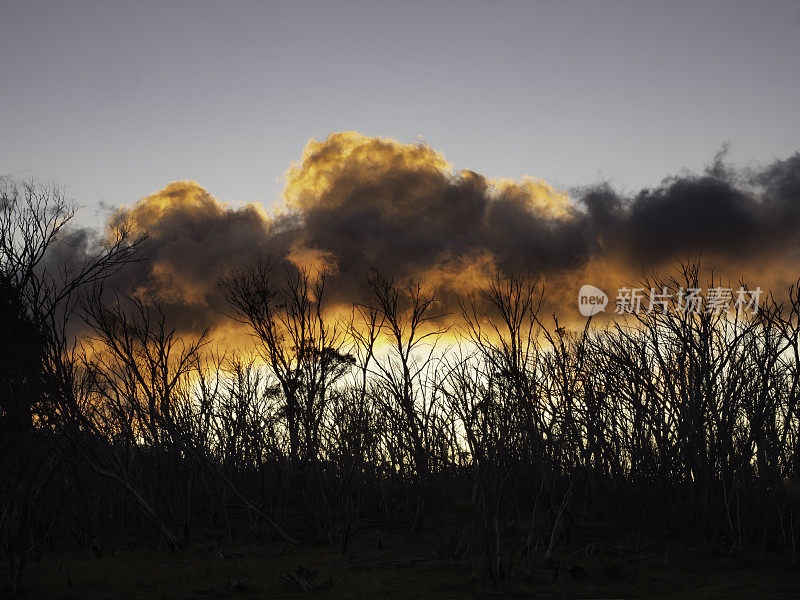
left=85, top=133, right=800, bottom=332
left=584, top=152, right=800, bottom=271
left=98, top=182, right=296, bottom=333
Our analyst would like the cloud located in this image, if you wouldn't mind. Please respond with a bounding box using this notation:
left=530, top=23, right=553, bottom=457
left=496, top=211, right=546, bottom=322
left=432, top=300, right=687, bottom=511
left=281, top=132, right=583, bottom=303
left=94, top=133, right=800, bottom=332
left=102, top=181, right=283, bottom=333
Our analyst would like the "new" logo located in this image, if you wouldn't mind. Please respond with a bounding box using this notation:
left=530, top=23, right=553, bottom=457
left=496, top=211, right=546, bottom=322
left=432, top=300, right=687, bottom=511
left=578, top=285, right=608, bottom=317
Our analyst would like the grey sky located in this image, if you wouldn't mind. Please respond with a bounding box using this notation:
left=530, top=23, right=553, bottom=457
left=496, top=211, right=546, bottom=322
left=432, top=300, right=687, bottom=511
left=1, top=0, right=799, bottom=225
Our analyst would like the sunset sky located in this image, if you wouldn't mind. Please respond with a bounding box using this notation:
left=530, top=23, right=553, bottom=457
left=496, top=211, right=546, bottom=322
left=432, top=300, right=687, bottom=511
left=2, top=1, right=800, bottom=329
left=2, top=0, right=799, bottom=218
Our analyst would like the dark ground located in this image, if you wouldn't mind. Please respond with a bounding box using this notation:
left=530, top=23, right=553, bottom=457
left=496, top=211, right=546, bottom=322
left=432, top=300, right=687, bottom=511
left=12, top=519, right=800, bottom=599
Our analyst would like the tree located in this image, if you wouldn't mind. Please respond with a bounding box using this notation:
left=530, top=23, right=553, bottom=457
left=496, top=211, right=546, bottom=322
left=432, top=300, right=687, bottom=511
left=0, top=178, right=141, bottom=596
left=220, top=260, right=353, bottom=541
left=367, top=272, right=447, bottom=530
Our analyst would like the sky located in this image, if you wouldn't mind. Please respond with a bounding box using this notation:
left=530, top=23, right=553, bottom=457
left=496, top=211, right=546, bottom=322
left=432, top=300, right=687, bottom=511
left=2, top=0, right=800, bottom=224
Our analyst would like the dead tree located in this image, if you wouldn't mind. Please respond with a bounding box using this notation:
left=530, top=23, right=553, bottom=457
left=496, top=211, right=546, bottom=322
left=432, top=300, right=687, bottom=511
left=0, top=178, right=141, bottom=596
left=366, top=272, right=448, bottom=531
left=220, top=260, right=353, bottom=542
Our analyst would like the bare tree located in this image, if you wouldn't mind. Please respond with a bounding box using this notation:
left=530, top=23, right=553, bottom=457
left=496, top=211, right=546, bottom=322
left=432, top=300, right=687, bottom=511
left=366, top=272, right=448, bottom=530
left=0, top=178, right=141, bottom=595
left=220, top=260, right=353, bottom=541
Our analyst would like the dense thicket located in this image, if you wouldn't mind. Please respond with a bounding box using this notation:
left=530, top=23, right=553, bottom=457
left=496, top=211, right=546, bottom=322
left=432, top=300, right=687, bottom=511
left=1, top=180, right=799, bottom=594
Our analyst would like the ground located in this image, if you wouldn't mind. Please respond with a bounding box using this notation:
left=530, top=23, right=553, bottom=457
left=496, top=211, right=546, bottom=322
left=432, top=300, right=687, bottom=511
left=13, top=522, right=800, bottom=599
